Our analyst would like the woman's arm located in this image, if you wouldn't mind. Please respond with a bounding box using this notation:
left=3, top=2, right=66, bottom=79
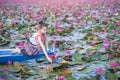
left=38, top=36, right=52, bottom=63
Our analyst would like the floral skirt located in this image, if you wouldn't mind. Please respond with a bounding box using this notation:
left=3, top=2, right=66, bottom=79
left=22, top=40, right=42, bottom=56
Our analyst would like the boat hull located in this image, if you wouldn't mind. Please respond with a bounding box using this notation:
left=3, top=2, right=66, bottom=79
left=0, top=49, right=54, bottom=63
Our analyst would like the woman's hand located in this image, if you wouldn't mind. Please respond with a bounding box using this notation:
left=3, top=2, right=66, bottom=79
left=46, top=65, right=53, bottom=72
left=47, top=56, right=52, bottom=63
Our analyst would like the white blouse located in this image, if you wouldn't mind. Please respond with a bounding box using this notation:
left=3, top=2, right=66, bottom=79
left=29, top=33, right=39, bottom=45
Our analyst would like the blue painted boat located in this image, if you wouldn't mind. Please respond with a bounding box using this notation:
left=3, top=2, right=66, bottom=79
left=0, top=49, right=54, bottom=63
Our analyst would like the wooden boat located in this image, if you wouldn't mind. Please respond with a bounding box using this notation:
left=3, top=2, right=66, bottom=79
left=0, top=49, right=54, bottom=63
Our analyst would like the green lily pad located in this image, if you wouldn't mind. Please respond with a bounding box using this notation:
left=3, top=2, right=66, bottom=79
left=72, top=52, right=83, bottom=63
left=10, top=68, right=21, bottom=73
left=16, top=34, right=24, bottom=39
left=52, top=63, right=61, bottom=69
left=0, top=70, right=18, bottom=80
left=27, top=70, right=36, bottom=76
left=93, top=44, right=102, bottom=49
left=26, top=75, right=46, bottom=80
left=100, top=54, right=108, bottom=61
left=46, top=77, right=56, bottom=80
left=90, top=77, right=97, bottom=80
left=67, top=76, right=76, bottom=80
left=79, top=68, right=91, bottom=73
left=107, top=23, right=114, bottom=28
left=91, top=54, right=101, bottom=61
left=79, top=77, right=86, bottom=80
left=106, top=72, right=118, bottom=80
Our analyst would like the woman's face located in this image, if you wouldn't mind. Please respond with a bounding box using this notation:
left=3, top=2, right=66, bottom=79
left=41, top=27, right=47, bottom=34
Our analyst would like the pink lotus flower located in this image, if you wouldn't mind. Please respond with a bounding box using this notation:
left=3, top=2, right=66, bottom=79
left=94, top=33, right=98, bottom=36
left=57, top=75, right=65, bottom=80
left=69, top=36, right=74, bottom=41
left=4, top=67, right=10, bottom=72
left=24, top=21, right=28, bottom=24
left=20, top=9, right=24, bottom=13
left=7, top=60, right=12, bottom=65
left=93, top=14, right=98, bottom=18
left=18, top=42, right=24, bottom=49
left=85, top=51, right=92, bottom=55
left=79, top=21, right=83, bottom=26
left=102, top=45, right=109, bottom=49
left=10, top=36, right=15, bottom=40
left=113, top=29, right=119, bottom=34
left=75, top=13, right=79, bottom=17
left=101, top=13, right=104, bottom=17
left=118, top=46, right=120, bottom=49
left=23, top=33, right=29, bottom=37
left=103, top=38, right=110, bottom=46
left=103, top=39, right=109, bottom=43
left=96, top=67, right=104, bottom=74
left=0, top=27, right=2, bottom=31
left=54, top=44, right=58, bottom=47
left=59, top=16, right=65, bottom=19
left=116, top=20, right=120, bottom=26
left=12, top=22, right=18, bottom=25
left=15, top=18, right=19, bottom=20
left=80, top=12, right=85, bottom=17
left=112, top=41, right=119, bottom=45
left=32, top=13, right=38, bottom=18
left=101, top=32, right=106, bottom=35
left=0, top=78, right=4, bottom=80
left=39, top=11, right=43, bottom=16
left=65, top=50, right=71, bottom=55
left=25, top=14, right=30, bottom=18
left=103, top=26, right=108, bottom=32
left=58, top=27, right=64, bottom=33
left=52, top=35, right=57, bottom=41
left=0, top=26, right=3, bottom=30
left=110, top=61, right=119, bottom=67
left=105, top=18, right=110, bottom=23
left=25, top=9, right=30, bottom=13
left=73, top=18, right=78, bottom=22
left=108, top=54, right=112, bottom=59
left=90, top=41, right=96, bottom=45
left=56, top=21, right=61, bottom=27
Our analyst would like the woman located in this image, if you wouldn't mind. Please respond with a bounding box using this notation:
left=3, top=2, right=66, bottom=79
left=12, top=21, right=52, bottom=63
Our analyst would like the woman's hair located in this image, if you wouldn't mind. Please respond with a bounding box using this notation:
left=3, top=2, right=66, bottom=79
left=38, top=21, right=48, bottom=29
